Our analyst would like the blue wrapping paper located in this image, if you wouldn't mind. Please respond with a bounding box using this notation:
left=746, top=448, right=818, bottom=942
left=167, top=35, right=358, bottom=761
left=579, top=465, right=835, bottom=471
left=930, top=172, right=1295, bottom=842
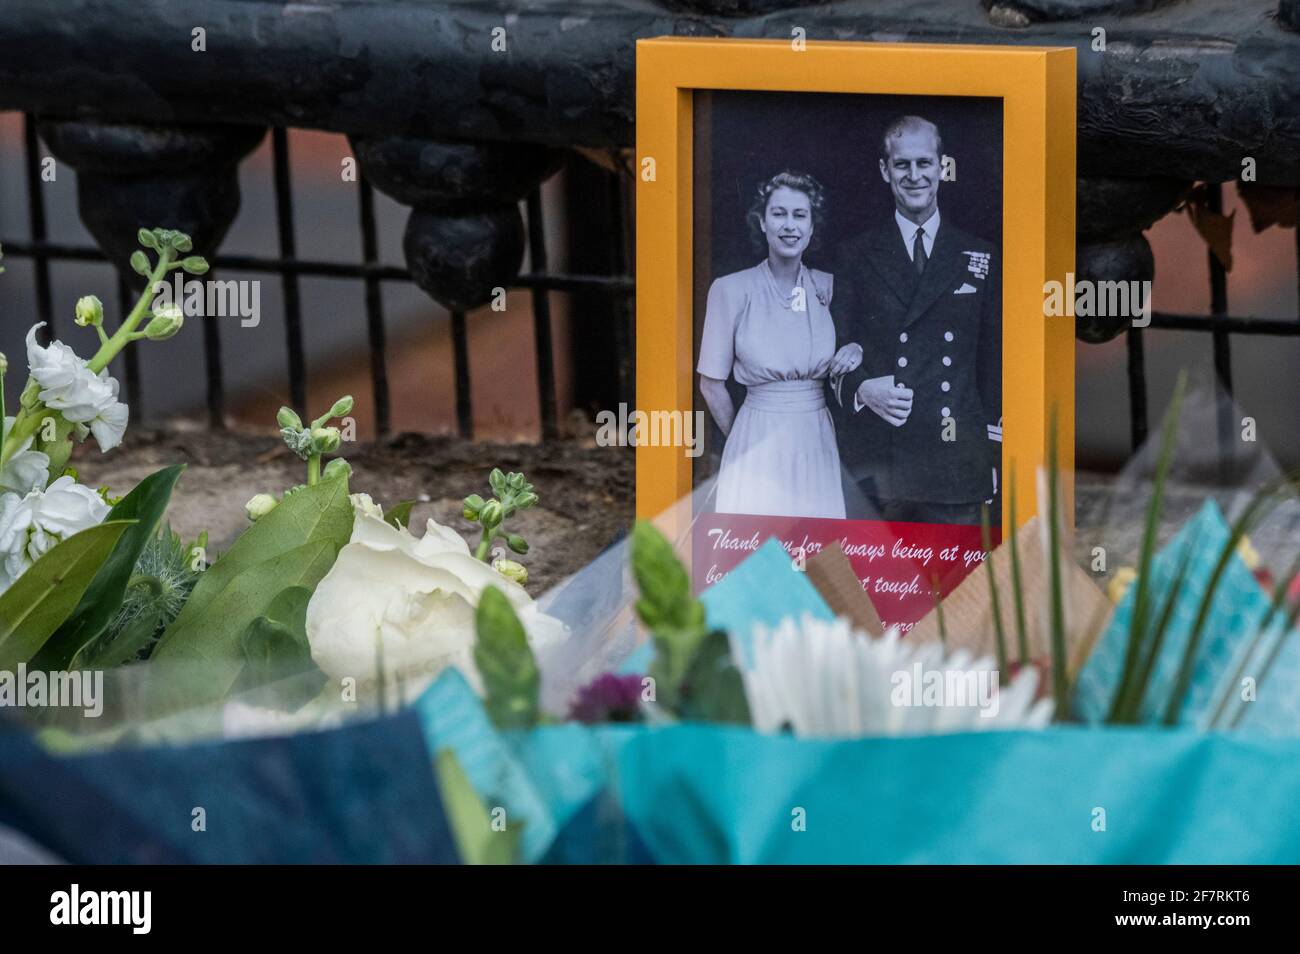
left=1074, top=500, right=1299, bottom=727
left=416, top=668, right=1300, bottom=864
left=0, top=711, right=458, bottom=864
left=516, top=722, right=1300, bottom=863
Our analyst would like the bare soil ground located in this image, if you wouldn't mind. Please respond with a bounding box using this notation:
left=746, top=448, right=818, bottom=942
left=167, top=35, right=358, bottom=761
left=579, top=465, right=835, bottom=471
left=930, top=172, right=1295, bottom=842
left=71, top=428, right=1300, bottom=596
left=71, top=428, right=635, bottom=594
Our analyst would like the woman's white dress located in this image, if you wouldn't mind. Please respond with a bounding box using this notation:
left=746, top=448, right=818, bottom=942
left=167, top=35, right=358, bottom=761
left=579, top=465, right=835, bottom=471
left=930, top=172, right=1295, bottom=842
left=698, top=262, right=846, bottom=519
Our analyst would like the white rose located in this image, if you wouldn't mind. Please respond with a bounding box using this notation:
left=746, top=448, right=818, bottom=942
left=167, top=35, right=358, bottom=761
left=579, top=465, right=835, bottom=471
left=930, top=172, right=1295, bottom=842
left=306, top=509, right=565, bottom=702
left=24, top=323, right=129, bottom=451
left=0, top=475, right=111, bottom=594
left=0, top=417, right=51, bottom=495
left=348, top=492, right=385, bottom=520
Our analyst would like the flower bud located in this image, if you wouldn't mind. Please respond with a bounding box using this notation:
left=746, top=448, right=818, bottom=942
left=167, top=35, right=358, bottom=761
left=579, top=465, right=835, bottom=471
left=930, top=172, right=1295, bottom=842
left=143, top=306, right=184, bottom=341
left=492, top=558, right=528, bottom=586
left=245, top=492, right=279, bottom=521
left=310, top=426, right=342, bottom=455
left=515, top=491, right=539, bottom=510
left=0, top=351, right=7, bottom=376
left=506, top=533, right=529, bottom=555
left=137, top=228, right=159, bottom=250
left=479, top=499, right=503, bottom=529
left=324, top=458, right=352, bottom=481
left=328, top=395, right=354, bottom=419
left=74, top=295, right=104, bottom=328
left=180, top=256, right=209, bottom=275
left=170, top=232, right=194, bottom=253
left=130, top=250, right=151, bottom=276
left=462, top=493, right=485, bottom=521
left=276, top=406, right=303, bottom=430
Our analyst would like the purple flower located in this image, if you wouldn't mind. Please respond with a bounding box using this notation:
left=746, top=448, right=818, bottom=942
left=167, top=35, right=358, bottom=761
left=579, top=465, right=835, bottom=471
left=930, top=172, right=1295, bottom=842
left=568, top=673, right=646, bottom=724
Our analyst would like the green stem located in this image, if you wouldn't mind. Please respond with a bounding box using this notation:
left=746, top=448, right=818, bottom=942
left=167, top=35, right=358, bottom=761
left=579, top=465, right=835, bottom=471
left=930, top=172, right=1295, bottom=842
left=0, top=362, right=7, bottom=465
left=307, top=454, right=321, bottom=487
left=1008, top=467, right=1029, bottom=665
left=474, top=530, right=493, bottom=562
left=0, top=402, right=47, bottom=468
left=1047, top=409, right=1070, bottom=721
left=86, top=249, right=174, bottom=374
left=981, top=503, right=1008, bottom=684
left=932, top=576, right=947, bottom=648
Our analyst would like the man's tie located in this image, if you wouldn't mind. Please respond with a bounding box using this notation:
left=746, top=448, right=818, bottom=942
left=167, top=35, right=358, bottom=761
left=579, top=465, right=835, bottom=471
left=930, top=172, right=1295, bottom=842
left=912, top=226, right=927, bottom=276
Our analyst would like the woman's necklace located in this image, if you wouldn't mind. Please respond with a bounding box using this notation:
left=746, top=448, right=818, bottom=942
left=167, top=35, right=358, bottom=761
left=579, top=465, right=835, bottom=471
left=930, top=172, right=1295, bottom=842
left=762, top=259, right=806, bottom=311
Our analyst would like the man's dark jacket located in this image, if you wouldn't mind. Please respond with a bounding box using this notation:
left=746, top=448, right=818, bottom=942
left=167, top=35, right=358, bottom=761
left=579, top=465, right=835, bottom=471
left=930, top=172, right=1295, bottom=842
left=828, top=217, right=1001, bottom=506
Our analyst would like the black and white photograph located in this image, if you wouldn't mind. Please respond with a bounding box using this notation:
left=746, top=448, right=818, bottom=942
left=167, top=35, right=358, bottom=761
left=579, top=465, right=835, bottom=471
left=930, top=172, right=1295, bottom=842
left=693, top=91, right=1004, bottom=527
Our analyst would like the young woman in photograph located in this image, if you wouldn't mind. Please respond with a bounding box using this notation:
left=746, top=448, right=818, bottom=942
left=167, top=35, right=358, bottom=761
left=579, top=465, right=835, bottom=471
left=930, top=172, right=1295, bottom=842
left=697, top=171, right=862, bottom=518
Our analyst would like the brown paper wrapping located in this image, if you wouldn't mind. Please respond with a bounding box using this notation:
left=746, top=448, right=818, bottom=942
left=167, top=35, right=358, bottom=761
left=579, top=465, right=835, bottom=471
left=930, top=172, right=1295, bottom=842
left=905, top=515, right=1114, bottom=673
left=805, top=542, right=885, bottom=636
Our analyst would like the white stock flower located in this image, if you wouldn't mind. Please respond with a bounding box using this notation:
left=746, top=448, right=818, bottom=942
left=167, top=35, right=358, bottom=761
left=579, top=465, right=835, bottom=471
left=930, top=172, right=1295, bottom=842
left=743, top=614, right=1053, bottom=738
left=0, top=475, right=111, bottom=594
left=306, top=509, right=565, bottom=702
left=24, top=323, right=129, bottom=451
left=0, top=417, right=50, bottom=495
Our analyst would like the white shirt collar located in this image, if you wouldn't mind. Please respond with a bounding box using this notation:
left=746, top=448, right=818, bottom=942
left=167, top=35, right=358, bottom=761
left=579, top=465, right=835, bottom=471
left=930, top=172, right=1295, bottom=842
left=895, top=208, right=940, bottom=260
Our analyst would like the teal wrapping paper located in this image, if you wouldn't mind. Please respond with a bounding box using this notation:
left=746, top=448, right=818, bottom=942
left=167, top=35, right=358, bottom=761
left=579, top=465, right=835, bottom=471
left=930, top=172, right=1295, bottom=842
left=607, top=723, right=1300, bottom=863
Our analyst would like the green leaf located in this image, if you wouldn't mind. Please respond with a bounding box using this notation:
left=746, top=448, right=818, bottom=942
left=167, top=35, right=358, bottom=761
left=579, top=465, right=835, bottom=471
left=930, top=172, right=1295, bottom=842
left=631, top=520, right=705, bottom=634
left=156, top=542, right=338, bottom=668
left=384, top=499, right=416, bottom=530
left=473, top=586, right=539, bottom=730
left=235, top=586, right=325, bottom=709
left=70, top=607, right=163, bottom=671
left=675, top=629, right=751, bottom=725
left=150, top=473, right=352, bottom=701
left=153, top=471, right=351, bottom=653
left=434, top=749, right=521, bottom=865
left=0, top=521, right=133, bottom=670
left=631, top=520, right=710, bottom=712
left=35, top=464, right=184, bottom=670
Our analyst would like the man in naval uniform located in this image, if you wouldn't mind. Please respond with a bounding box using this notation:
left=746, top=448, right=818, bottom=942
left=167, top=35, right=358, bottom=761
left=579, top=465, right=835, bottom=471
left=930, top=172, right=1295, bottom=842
left=829, top=115, right=1001, bottom=526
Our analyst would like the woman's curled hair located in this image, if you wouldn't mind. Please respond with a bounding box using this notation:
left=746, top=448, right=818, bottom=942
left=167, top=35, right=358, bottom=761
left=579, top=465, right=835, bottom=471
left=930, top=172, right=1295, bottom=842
left=745, top=170, right=826, bottom=253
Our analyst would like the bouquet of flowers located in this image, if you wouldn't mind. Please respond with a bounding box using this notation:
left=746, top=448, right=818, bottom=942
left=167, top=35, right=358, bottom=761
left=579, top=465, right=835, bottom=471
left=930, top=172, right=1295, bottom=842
left=4, top=232, right=1299, bottom=864
left=414, top=374, right=1300, bottom=864
left=0, top=228, right=563, bottom=743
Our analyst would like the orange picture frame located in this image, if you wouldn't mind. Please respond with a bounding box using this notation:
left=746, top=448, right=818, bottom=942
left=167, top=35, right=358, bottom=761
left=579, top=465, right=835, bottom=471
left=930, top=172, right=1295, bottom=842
left=634, top=36, right=1076, bottom=538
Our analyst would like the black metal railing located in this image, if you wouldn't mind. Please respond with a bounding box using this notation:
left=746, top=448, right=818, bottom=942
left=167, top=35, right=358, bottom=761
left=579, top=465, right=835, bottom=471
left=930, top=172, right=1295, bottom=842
left=2, top=115, right=636, bottom=441
left=3, top=116, right=1297, bottom=464
left=1130, top=182, right=1300, bottom=467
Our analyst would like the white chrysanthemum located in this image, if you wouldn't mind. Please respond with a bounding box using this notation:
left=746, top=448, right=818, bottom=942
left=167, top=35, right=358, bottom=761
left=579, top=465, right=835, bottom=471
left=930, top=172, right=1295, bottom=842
left=0, top=475, right=111, bottom=593
left=305, top=509, right=565, bottom=702
left=743, top=614, right=1053, bottom=738
left=25, top=323, right=129, bottom=451
left=0, top=417, right=50, bottom=495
